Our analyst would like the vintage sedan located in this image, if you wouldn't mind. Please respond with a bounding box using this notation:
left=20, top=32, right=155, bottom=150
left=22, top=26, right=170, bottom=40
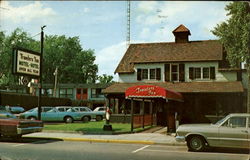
left=176, top=113, right=250, bottom=152
left=20, top=107, right=83, bottom=123
left=0, top=111, right=43, bottom=139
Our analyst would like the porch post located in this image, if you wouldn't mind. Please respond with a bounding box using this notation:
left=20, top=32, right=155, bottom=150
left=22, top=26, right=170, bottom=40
left=142, top=99, right=145, bottom=129
left=150, top=99, right=153, bottom=126
left=130, top=98, right=134, bottom=132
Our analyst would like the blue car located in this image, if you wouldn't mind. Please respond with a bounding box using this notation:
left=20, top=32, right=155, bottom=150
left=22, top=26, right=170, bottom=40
left=20, top=107, right=83, bottom=123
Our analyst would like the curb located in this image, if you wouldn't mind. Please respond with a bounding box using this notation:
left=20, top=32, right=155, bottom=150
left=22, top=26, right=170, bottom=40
left=24, top=136, right=186, bottom=146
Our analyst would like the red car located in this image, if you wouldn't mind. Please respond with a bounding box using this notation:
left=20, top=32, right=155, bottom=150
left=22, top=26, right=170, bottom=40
left=0, top=111, right=43, bottom=139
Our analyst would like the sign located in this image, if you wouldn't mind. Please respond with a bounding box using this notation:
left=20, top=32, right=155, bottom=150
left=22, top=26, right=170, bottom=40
left=13, top=48, right=41, bottom=78
left=125, top=85, right=183, bottom=101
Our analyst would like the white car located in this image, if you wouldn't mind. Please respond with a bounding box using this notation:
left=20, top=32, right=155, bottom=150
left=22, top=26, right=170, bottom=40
left=176, top=113, right=250, bottom=152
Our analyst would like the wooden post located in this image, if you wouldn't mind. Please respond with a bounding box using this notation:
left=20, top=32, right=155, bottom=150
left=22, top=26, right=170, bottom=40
left=130, top=98, right=134, bottom=132
left=150, top=100, right=153, bottom=126
left=142, top=99, right=145, bottom=129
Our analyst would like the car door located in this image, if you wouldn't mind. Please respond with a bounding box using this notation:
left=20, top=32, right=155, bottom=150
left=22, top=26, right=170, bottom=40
left=44, top=108, right=59, bottom=121
left=218, top=116, right=248, bottom=148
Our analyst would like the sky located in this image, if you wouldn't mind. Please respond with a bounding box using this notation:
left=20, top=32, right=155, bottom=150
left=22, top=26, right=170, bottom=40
left=0, top=1, right=230, bottom=81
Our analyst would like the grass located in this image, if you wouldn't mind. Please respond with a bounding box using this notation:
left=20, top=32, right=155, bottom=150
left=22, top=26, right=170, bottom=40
left=44, top=121, right=152, bottom=134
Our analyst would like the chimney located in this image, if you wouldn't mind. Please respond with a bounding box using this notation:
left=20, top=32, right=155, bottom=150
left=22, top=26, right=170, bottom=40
left=172, top=24, right=191, bottom=43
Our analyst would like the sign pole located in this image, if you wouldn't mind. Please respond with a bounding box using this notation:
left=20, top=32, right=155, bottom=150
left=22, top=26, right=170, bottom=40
left=38, top=25, right=46, bottom=120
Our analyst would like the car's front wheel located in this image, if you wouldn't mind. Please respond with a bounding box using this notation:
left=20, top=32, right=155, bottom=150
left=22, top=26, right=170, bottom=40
left=187, top=136, right=206, bottom=152
left=64, top=116, right=74, bottom=123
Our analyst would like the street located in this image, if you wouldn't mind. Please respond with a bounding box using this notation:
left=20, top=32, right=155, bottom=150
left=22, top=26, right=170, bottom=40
left=0, top=138, right=249, bottom=160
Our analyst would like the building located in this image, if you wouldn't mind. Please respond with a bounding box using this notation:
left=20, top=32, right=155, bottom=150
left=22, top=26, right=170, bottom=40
left=34, top=83, right=110, bottom=109
left=103, top=24, right=247, bottom=132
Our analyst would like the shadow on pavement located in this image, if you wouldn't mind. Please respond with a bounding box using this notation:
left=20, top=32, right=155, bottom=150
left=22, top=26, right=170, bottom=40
left=205, top=147, right=250, bottom=155
left=0, top=137, right=63, bottom=144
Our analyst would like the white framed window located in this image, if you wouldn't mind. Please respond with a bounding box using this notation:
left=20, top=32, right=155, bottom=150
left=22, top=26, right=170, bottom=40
left=171, top=64, right=179, bottom=81
left=142, top=69, right=148, bottom=80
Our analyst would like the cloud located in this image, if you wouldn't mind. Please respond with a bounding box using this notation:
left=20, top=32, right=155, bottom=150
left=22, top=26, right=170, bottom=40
left=135, top=1, right=229, bottom=42
left=138, top=1, right=158, bottom=13
left=95, top=41, right=127, bottom=80
left=1, top=1, right=57, bottom=23
left=83, top=8, right=90, bottom=13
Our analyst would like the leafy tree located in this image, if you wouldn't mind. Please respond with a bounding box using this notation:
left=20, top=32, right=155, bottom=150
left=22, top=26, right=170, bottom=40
left=97, top=74, right=114, bottom=84
left=212, top=2, right=250, bottom=113
left=0, top=28, right=39, bottom=86
left=43, top=35, right=98, bottom=83
left=0, top=28, right=99, bottom=87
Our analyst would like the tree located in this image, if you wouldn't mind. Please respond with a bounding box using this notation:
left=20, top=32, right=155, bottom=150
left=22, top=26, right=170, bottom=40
left=98, top=74, right=114, bottom=84
left=0, top=28, right=39, bottom=86
left=212, top=2, right=250, bottom=113
left=43, top=35, right=98, bottom=84
left=0, top=28, right=99, bottom=87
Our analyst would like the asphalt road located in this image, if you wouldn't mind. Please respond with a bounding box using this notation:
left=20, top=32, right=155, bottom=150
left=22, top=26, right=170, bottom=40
left=0, top=138, right=249, bottom=160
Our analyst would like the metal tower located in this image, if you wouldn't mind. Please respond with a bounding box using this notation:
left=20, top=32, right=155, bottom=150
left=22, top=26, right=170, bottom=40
left=126, top=0, right=131, bottom=48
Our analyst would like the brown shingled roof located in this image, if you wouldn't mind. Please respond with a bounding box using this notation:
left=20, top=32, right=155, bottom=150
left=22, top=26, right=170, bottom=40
left=103, top=82, right=244, bottom=94
left=172, top=24, right=191, bottom=35
left=115, top=40, right=223, bottom=73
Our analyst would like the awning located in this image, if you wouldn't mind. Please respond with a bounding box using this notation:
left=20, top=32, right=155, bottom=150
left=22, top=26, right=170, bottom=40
left=125, top=85, right=183, bottom=102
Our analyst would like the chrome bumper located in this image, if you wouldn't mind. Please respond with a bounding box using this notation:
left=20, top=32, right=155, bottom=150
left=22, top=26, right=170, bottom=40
left=17, top=127, right=43, bottom=135
left=175, top=136, right=186, bottom=142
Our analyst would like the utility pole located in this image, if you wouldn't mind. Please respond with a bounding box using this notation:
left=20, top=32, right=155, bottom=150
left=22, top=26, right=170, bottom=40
left=53, top=67, right=58, bottom=97
left=38, top=25, right=46, bottom=120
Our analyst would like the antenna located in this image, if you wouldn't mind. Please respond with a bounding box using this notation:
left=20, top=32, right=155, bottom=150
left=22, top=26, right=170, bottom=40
left=126, top=0, right=131, bottom=48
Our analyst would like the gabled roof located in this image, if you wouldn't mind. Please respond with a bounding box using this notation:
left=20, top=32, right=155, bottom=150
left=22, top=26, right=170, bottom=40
left=172, top=24, right=191, bottom=35
left=103, top=82, right=244, bottom=94
left=115, top=40, right=223, bottom=73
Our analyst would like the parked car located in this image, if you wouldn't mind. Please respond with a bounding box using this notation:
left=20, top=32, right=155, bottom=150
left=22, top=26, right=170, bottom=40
left=67, top=107, right=94, bottom=122
left=93, top=107, right=106, bottom=121
left=55, top=106, right=72, bottom=112
left=0, top=111, right=43, bottom=139
left=72, top=106, right=105, bottom=121
left=19, top=107, right=83, bottom=123
left=176, top=113, right=250, bottom=152
left=9, top=106, right=25, bottom=114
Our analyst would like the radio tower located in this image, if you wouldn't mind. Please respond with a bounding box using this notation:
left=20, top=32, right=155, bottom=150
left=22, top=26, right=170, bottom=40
left=126, top=0, right=131, bottom=48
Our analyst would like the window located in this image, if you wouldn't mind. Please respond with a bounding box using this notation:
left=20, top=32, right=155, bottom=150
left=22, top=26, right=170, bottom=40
left=171, top=64, right=179, bottom=81
left=189, top=67, right=215, bottom=80
left=203, top=68, right=210, bottom=79
left=150, top=69, right=156, bottom=79
left=59, top=88, right=73, bottom=99
left=194, top=68, right=201, bottom=79
left=223, top=117, right=247, bottom=128
left=142, top=69, right=148, bottom=79
left=138, top=68, right=161, bottom=81
left=91, top=88, right=104, bottom=98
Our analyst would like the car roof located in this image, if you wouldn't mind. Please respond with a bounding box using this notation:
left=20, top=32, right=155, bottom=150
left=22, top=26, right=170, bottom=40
left=229, top=113, right=250, bottom=117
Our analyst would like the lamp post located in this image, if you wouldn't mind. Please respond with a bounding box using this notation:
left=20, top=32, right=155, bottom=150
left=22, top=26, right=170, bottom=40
left=38, top=25, right=46, bottom=120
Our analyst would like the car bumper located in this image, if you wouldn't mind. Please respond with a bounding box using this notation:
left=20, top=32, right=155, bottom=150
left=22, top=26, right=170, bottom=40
left=175, top=136, right=186, bottom=142
left=17, top=127, right=43, bottom=135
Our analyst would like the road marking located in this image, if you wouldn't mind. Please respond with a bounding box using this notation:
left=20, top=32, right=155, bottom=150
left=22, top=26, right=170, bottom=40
left=12, top=144, right=27, bottom=147
left=132, top=145, right=150, bottom=153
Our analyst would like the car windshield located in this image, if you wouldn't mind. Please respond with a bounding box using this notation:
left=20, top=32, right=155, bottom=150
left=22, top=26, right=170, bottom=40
left=213, top=115, right=229, bottom=125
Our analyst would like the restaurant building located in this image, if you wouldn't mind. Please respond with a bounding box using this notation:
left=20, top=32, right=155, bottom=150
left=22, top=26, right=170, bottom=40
left=103, top=24, right=247, bottom=132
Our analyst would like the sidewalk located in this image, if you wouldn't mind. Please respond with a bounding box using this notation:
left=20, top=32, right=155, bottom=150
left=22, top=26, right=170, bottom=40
left=23, top=131, right=186, bottom=146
